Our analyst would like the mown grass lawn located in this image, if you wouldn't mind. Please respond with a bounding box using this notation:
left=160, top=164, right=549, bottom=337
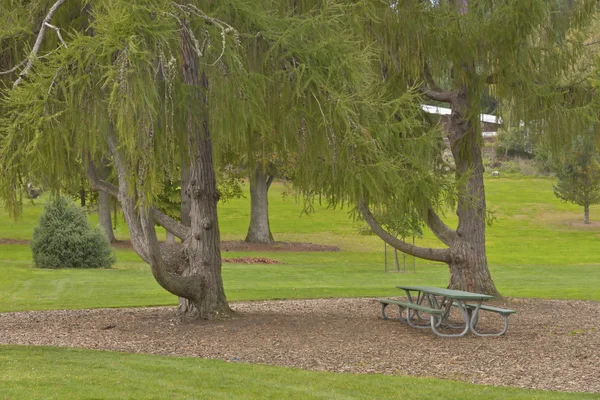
left=1, top=346, right=598, bottom=400
left=1, top=176, right=600, bottom=398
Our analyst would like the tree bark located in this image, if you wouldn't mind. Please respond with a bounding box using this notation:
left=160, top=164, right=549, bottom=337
left=176, top=25, right=231, bottom=319
left=584, top=204, right=590, bottom=224
left=177, top=152, right=193, bottom=313
left=97, top=157, right=114, bottom=242
left=446, top=90, right=500, bottom=297
left=165, top=230, right=176, bottom=244
left=245, top=164, right=274, bottom=244
left=98, top=190, right=114, bottom=242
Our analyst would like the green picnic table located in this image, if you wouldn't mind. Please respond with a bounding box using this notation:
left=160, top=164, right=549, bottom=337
left=378, top=285, right=516, bottom=337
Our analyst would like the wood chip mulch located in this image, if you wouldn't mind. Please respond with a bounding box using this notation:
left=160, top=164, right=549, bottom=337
left=0, top=239, right=340, bottom=253
left=1, top=297, right=599, bottom=393
left=222, top=257, right=283, bottom=264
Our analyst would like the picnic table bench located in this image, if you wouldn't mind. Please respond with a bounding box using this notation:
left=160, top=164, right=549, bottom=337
left=377, top=285, right=516, bottom=337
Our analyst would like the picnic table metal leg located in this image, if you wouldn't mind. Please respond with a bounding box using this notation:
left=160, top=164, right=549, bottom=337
left=469, top=305, right=510, bottom=337
left=380, top=302, right=410, bottom=323
left=400, top=290, right=438, bottom=329
left=411, top=293, right=439, bottom=325
left=431, top=301, right=470, bottom=337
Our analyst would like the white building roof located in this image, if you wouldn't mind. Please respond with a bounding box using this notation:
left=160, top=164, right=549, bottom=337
left=421, top=104, right=502, bottom=125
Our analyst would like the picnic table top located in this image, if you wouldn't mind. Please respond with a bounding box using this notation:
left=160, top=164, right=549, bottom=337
left=396, top=285, right=495, bottom=300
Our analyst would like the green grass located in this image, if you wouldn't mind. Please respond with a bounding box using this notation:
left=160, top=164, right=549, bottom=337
left=1, top=346, right=598, bottom=400
left=2, top=177, right=600, bottom=398
left=2, top=178, right=600, bottom=312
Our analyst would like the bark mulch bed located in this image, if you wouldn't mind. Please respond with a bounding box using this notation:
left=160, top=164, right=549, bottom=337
left=1, top=297, right=599, bottom=393
left=1, top=238, right=339, bottom=253
left=0, top=238, right=29, bottom=245
left=222, top=241, right=340, bottom=252
left=222, top=257, right=283, bottom=264
left=113, top=240, right=340, bottom=252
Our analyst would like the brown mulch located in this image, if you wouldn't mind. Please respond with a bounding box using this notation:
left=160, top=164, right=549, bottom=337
left=1, top=238, right=337, bottom=255
left=115, top=240, right=339, bottom=252
left=0, top=238, right=29, bottom=245
left=222, top=241, right=340, bottom=252
left=1, top=297, right=599, bottom=393
left=222, top=257, right=283, bottom=264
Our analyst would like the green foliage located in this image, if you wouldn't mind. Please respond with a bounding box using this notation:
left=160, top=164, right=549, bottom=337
left=0, top=0, right=440, bottom=229
left=552, top=134, right=600, bottom=215
left=30, top=197, right=115, bottom=269
left=495, top=126, right=536, bottom=159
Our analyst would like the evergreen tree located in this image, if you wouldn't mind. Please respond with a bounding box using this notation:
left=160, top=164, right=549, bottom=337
left=31, top=197, right=115, bottom=269
left=553, top=134, right=600, bottom=224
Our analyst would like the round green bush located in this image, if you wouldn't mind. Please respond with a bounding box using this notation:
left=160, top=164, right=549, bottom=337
left=31, top=197, right=116, bottom=269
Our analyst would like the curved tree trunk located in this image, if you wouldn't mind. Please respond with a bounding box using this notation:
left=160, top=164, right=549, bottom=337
left=360, top=89, right=500, bottom=297
left=245, top=164, right=274, bottom=244
left=85, top=28, right=232, bottom=321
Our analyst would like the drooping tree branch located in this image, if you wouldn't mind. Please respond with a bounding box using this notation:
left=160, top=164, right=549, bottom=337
left=358, top=202, right=451, bottom=263
left=13, top=0, right=69, bottom=88
left=426, top=207, right=457, bottom=246
left=0, top=59, right=27, bottom=76
left=44, top=22, right=69, bottom=49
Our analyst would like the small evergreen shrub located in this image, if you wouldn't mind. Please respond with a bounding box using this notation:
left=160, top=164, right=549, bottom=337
left=31, top=197, right=115, bottom=269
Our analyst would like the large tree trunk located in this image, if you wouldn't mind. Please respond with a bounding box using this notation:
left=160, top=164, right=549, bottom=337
left=584, top=204, right=590, bottom=224
left=98, top=190, right=114, bottom=242
left=176, top=26, right=231, bottom=319
left=245, top=164, right=274, bottom=244
left=446, top=92, right=500, bottom=296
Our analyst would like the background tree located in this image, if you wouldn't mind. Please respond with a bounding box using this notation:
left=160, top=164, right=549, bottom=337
left=244, top=151, right=295, bottom=244
left=553, top=133, right=600, bottom=224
